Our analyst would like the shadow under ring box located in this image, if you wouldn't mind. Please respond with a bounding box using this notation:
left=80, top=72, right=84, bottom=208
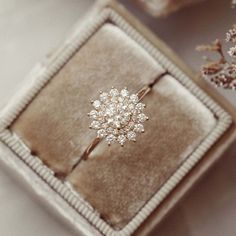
left=0, top=1, right=236, bottom=236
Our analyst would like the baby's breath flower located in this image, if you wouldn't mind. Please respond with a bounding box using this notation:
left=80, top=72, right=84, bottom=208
left=197, top=25, right=236, bottom=90
left=226, top=25, right=236, bottom=43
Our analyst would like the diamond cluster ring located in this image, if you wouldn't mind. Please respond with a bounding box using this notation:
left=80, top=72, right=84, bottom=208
left=71, top=72, right=167, bottom=165
left=89, top=87, right=148, bottom=146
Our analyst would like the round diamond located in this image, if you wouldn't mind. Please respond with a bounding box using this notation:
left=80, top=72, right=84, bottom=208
left=90, top=121, right=100, bottom=129
left=88, top=110, right=98, bottom=119
left=111, top=96, right=118, bottom=103
left=102, top=123, right=108, bottom=129
left=110, top=88, right=119, bottom=97
left=121, top=113, right=131, bottom=125
left=106, top=104, right=116, bottom=117
left=107, top=127, right=114, bottom=133
left=137, top=113, right=148, bottom=123
left=130, top=94, right=139, bottom=104
left=97, top=129, right=107, bottom=138
left=128, top=104, right=135, bottom=110
left=121, top=89, right=129, bottom=97
left=134, top=124, right=144, bottom=133
left=121, top=104, right=128, bottom=111
left=113, top=129, right=119, bottom=135
left=93, top=100, right=101, bottom=109
left=118, top=96, right=124, bottom=102
left=113, top=120, right=121, bottom=128
left=127, top=131, right=136, bottom=141
left=100, top=92, right=108, bottom=102
left=128, top=121, right=135, bottom=130
left=98, top=111, right=105, bottom=121
left=136, top=103, right=145, bottom=111
left=106, top=134, right=116, bottom=145
left=117, top=135, right=126, bottom=146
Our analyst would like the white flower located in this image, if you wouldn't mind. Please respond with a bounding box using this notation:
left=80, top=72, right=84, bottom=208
left=228, top=45, right=236, bottom=58
left=226, top=26, right=236, bottom=43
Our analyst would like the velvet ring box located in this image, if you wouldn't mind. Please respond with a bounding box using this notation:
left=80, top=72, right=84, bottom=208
left=0, top=1, right=236, bottom=236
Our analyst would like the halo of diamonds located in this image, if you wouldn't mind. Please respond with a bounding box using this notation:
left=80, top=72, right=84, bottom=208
left=88, top=87, right=148, bottom=146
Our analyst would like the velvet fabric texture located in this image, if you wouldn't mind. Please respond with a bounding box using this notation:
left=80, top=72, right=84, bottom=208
left=10, top=23, right=216, bottom=229
left=11, top=24, right=164, bottom=176
left=67, top=75, right=216, bottom=229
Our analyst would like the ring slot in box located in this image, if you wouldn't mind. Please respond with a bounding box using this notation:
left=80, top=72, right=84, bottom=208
left=0, top=1, right=235, bottom=236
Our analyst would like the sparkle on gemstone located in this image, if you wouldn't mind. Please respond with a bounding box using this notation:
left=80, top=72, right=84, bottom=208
left=121, top=89, right=129, bottom=97
left=88, top=110, right=98, bottom=119
left=90, top=121, right=100, bottom=129
left=127, top=131, right=136, bottom=141
left=93, top=100, right=101, bottom=109
left=130, top=94, right=139, bottom=104
left=106, top=134, right=116, bottom=145
left=110, top=88, right=119, bottom=97
left=136, top=103, right=145, bottom=111
left=100, top=92, right=108, bottom=101
left=117, top=135, right=126, bottom=146
left=137, top=113, right=148, bottom=123
left=88, top=87, right=148, bottom=146
left=134, top=124, right=144, bottom=133
left=97, top=129, right=107, bottom=138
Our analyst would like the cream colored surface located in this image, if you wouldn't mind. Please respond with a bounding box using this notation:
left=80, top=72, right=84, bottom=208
left=0, top=0, right=236, bottom=236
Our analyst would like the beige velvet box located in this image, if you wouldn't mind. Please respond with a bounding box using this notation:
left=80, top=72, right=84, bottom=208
left=0, top=1, right=236, bottom=236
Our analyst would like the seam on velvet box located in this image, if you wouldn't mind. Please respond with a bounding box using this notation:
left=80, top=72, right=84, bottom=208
left=0, top=7, right=233, bottom=236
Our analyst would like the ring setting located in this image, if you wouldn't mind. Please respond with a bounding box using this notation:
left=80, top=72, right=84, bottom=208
left=88, top=87, right=148, bottom=146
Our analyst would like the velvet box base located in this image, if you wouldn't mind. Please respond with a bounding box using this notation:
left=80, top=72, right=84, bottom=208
left=0, top=1, right=235, bottom=236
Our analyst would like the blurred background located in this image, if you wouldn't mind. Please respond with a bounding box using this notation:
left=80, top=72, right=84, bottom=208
left=0, top=0, right=235, bottom=235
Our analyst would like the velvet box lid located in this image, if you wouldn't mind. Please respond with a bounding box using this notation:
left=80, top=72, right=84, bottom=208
left=0, top=1, right=236, bottom=236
